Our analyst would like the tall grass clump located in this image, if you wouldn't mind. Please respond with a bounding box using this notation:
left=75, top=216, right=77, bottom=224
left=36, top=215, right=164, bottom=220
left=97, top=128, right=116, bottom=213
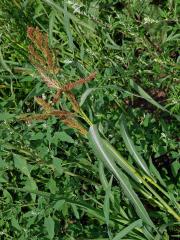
left=0, top=1, right=179, bottom=239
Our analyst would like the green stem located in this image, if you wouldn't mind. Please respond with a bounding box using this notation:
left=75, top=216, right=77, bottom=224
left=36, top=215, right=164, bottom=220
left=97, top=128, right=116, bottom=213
left=141, top=179, right=180, bottom=221
left=79, top=112, right=180, bottom=221
left=79, top=108, right=93, bottom=126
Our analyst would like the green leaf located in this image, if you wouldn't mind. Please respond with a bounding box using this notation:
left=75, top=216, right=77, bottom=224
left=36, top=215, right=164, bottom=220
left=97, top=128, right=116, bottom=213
left=0, top=112, right=15, bottom=121
left=11, top=216, right=21, bottom=231
left=120, top=114, right=151, bottom=177
left=103, top=175, right=113, bottom=227
left=55, top=131, right=74, bottom=143
left=53, top=200, right=65, bottom=211
left=129, top=79, right=168, bottom=112
left=171, top=160, right=180, bottom=178
left=53, top=157, right=63, bottom=176
left=13, top=154, right=30, bottom=178
left=30, top=132, right=44, bottom=140
left=43, top=0, right=95, bottom=32
left=88, top=125, right=155, bottom=229
left=80, top=88, right=96, bottom=106
left=47, top=177, right=58, bottom=194
left=44, top=216, right=55, bottom=240
left=102, top=139, right=142, bottom=183
left=112, top=219, right=142, bottom=240
left=71, top=204, right=80, bottom=219
left=0, top=47, right=13, bottom=74
left=63, top=2, right=75, bottom=51
left=149, top=159, right=166, bottom=187
left=24, top=177, right=38, bottom=202
left=49, top=10, right=56, bottom=46
left=129, top=79, right=179, bottom=121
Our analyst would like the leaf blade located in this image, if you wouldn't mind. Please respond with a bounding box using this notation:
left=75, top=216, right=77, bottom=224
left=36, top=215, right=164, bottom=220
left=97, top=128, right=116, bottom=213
left=88, top=125, right=155, bottom=229
left=112, top=219, right=142, bottom=240
left=120, top=114, right=151, bottom=177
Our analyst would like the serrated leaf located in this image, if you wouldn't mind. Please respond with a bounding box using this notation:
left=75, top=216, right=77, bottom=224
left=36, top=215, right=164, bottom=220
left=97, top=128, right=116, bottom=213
left=24, top=177, right=38, bottom=202
left=53, top=200, right=65, bottom=211
left=56, top=131, right=74, bottom=143
left=30, top=132, right=44, bottom=140
left=13, top=154, right=30, bottom=178
left=44, top=216, right=55, bottom=240
left=53, top=157, right=63, bottom=176
left=0, top=112, right=15, bottom=121
left=11, top=216, right=21, bottom=231
left=71, top=204, right=80, bottom=219
left=47, top=178, right=58, bottom=194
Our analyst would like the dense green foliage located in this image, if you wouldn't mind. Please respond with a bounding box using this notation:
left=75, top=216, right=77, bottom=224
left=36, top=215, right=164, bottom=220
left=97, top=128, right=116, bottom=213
left=0, top=0, right=179, bottom=239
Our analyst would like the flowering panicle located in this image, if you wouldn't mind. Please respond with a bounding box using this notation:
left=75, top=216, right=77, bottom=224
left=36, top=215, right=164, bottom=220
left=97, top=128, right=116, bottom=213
left=66, top=92, right=81, bottom=113
left=34, top=97, right=52, bottom=112
left=20, top=113, right=50, bottom=122
left=27, top=27, right=96, bottom=102
left=62, top=118, right=87, bottom=135
left=26, top=26, right=96, bottom=135
left=27, top=26, right=60, bottom=89
left=52, top=72, right=96, bottom=103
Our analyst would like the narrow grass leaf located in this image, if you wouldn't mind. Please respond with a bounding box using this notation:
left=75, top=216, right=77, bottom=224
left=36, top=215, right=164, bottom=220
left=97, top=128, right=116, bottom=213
left=43, top=0, right=95, bottom=32
left=88, top=125, right=155, bottom=229
left=71, top=204, right=80, bottom=219
left=99, top=161, right=115, bottom=206
left=0, top=48, right=13, bottom=74
left=129, top=79, right=168, bottom=113
left=49, top=10, right=56, bottom=46
left=8, top=187, right=117, bottom=225
left=120, top=114, right=151, bottom=177
left=102, top=139, right=142, bottom=183
left=142, top=227, right=155, bottom=240
left=99, top=161, right=109, bottom=189
left=80, top=88, right=96, bottom=106
left=129, top=79, right=180, bottom=121
left=112, top=219, right=142, bottom=240
left=149, top=159, right=166, bottom=187
left=103, top=175, right=113, bottom=227
left=63, top=2, right=75, bottom=51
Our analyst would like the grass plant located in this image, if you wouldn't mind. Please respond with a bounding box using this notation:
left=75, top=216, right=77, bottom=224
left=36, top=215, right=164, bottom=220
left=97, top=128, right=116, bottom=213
left=0, top=0, right=179, bottom=239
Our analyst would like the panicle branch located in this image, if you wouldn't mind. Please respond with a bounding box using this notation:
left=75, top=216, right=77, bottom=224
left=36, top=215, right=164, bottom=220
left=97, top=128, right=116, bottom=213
left=26, top=26, right=95, bottom=134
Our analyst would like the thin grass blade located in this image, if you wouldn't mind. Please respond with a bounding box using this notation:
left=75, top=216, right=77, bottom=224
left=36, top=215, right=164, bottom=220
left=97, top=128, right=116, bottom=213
left=63, top=2, right=75, bottom=51
left=129, top=79, right=180, bottom=121
left=112, top=219, right=142, bottom=240
left=102, top=139, right=142, bottom=183
left=43, top=0, right=96, bottom=32
left=149, top=159, right=166, bottom=187
left=88, top=125, right=155, bottom=229
left=120, top=114, right=151, bottom=177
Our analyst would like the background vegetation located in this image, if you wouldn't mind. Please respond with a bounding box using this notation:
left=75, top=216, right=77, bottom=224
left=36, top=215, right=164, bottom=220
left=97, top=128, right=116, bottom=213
left=0, top=0, right=179, bottom=239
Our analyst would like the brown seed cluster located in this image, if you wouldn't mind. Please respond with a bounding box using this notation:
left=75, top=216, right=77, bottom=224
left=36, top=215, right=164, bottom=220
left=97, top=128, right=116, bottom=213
left=27, top=27, right=59, bottom=75
left=26, top=26, right=96, bottom=135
